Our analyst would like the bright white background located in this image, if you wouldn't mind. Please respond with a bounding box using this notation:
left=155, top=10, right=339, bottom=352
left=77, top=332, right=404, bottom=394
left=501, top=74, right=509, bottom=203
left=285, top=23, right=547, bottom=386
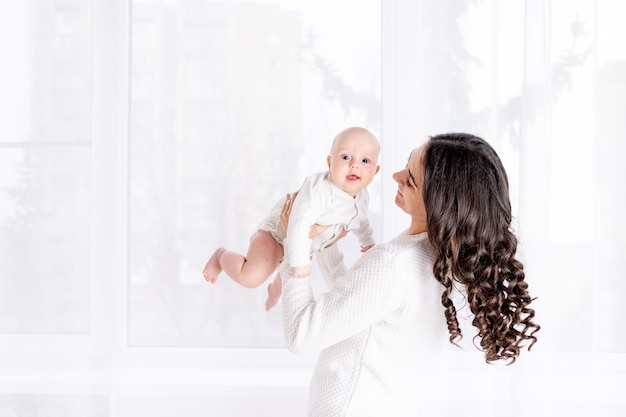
left=0, top=0, right=625, bottom=416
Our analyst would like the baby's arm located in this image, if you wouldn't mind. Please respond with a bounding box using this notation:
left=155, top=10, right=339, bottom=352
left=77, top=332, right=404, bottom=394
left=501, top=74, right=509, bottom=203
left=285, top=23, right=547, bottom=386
left=284, top=180, right=325, bottom=276
left=353, top=191, right=376, bottom=253
left=285, top=210, right=315, bottom=276
left=355, top=221, right=375, bottom=252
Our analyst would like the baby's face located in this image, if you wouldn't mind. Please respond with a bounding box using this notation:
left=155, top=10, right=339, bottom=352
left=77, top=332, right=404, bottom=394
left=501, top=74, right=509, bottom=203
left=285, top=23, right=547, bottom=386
left=327, top=130, right=380, bottom=197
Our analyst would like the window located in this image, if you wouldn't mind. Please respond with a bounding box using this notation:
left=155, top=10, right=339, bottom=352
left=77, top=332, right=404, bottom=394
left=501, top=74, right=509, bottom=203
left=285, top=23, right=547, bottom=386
left=2, top=1, right=625, bottom=416
left=0, top=1, right=92, bottom=334
left=128, top=0, right=382, bottom=347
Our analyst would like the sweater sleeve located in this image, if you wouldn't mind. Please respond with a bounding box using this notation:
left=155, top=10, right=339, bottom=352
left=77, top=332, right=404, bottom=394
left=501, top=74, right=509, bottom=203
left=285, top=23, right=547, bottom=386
left=281, top=244, right=405, bottom=353
left=315, top=244, right=347, bottom=288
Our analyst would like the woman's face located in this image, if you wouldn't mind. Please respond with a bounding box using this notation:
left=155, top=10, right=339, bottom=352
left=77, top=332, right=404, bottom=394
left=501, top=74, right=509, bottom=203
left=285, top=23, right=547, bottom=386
left=392, top=145, right=427, bottom=230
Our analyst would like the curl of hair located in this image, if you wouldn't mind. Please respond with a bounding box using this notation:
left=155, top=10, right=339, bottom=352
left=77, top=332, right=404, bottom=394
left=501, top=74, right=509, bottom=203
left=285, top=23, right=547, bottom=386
left=422, top=133, right=540, bottom=364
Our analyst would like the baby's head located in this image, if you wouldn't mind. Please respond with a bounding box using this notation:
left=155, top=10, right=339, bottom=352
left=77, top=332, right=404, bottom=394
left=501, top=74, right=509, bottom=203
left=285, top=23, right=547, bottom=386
left=327, top=127, right=380, bottom=197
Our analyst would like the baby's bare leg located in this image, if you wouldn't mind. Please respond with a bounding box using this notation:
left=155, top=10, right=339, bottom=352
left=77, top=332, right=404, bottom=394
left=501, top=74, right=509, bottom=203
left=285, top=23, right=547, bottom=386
left=264, top=271, right=283, bottom=311
left=217, top=230, right=283, bottom=288
left=203, top=247, right=227, bottom=284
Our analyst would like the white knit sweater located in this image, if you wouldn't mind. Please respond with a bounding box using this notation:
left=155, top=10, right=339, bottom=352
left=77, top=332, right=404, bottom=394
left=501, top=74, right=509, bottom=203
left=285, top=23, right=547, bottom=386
left=281, top=232, right=449, bottom=416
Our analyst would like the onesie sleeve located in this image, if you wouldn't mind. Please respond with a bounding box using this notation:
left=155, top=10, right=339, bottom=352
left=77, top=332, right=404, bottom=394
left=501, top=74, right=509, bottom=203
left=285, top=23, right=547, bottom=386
left=281, top=244, right=405, bottom=353
left=353, top=218, right=375, bottom=248
left=285, top=176, right=325, bottom=268
left=352, top=190, right=375, bottom=248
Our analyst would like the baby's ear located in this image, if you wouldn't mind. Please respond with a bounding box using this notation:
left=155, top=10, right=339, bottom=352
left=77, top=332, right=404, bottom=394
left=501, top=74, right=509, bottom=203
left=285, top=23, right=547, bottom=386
left=375, top=165, right=381, bottom=174
left=327, top=155, right=331, bottom=168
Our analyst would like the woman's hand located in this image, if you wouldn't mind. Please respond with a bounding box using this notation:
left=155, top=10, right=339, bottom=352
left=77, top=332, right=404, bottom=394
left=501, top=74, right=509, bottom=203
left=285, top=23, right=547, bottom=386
left=279, top=191, right=298, bottom=233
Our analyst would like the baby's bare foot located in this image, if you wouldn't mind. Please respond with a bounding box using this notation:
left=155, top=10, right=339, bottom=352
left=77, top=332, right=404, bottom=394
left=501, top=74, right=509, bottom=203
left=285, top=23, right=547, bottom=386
left=264, top=282, right=281, bottom=311
left=203, top=248, right=225, bottom=284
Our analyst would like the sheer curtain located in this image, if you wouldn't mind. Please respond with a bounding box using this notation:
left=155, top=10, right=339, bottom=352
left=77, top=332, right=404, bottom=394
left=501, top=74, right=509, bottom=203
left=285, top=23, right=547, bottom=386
left=128, top=0, right=382, bottom=349
left=383, top=0, right=626, bottom=415
left=1, top=0, right=625, bottom=416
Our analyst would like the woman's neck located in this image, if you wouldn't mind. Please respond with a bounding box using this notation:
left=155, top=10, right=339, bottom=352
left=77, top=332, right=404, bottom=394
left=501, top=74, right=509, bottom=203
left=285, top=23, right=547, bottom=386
left=407, top=218, right=427, bottom=235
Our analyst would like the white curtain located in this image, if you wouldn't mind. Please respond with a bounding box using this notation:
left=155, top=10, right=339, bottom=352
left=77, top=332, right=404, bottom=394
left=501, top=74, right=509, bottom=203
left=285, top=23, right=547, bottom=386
left=1, top=0, right=624, bottom=416
left=383, top=1, right=626, bottom=415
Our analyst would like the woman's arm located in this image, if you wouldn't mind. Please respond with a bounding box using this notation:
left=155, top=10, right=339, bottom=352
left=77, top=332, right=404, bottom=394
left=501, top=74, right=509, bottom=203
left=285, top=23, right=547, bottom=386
left=281, top=245, right=404, bottom=353
left=315, top=244, right=346, bottom=288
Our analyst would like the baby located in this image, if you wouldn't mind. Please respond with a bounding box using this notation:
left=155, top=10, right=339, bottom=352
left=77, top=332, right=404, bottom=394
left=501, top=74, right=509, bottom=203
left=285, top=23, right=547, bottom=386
left=202, top=126, right=380, bottom=310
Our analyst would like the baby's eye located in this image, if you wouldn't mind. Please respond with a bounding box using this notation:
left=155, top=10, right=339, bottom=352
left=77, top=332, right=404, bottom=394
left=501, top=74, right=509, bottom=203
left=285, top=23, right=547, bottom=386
left=341, top=155, right=351, bottom=161
left=362, top=158, right=370, bottom=164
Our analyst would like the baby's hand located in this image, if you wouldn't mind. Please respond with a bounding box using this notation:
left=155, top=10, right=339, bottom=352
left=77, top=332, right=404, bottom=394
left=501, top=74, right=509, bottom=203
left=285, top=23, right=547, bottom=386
left=291, top=264, right=312, bottom=278
left=360, top=243, right=375, bottom=253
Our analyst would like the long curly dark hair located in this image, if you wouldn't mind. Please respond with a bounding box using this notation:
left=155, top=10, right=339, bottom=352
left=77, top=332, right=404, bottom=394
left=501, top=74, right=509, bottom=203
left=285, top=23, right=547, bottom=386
left=422, top=133, right=539, bottom=364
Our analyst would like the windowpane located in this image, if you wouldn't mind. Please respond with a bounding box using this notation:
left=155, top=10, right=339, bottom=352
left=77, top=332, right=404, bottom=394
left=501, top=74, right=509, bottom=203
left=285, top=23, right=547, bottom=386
left=0, top=2, right=91, bottom=144
left=0, top=2, right=92, bottom=334
left=129, top=0, right=382, bottom=347
left=0, top=146, right=91, bottom=333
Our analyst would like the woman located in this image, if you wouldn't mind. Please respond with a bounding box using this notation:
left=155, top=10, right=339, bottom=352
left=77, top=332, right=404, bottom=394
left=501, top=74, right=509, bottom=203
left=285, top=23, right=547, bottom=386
left=279, top=133, right=540, bottom=416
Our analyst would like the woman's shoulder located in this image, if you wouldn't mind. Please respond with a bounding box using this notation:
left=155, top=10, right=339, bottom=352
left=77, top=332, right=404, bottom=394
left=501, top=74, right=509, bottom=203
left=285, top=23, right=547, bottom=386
left=383, top=232, right=431, bottom=249
left=366, top=233, right=435, bottom=263
left=350, top=233, right=436, bottom=288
